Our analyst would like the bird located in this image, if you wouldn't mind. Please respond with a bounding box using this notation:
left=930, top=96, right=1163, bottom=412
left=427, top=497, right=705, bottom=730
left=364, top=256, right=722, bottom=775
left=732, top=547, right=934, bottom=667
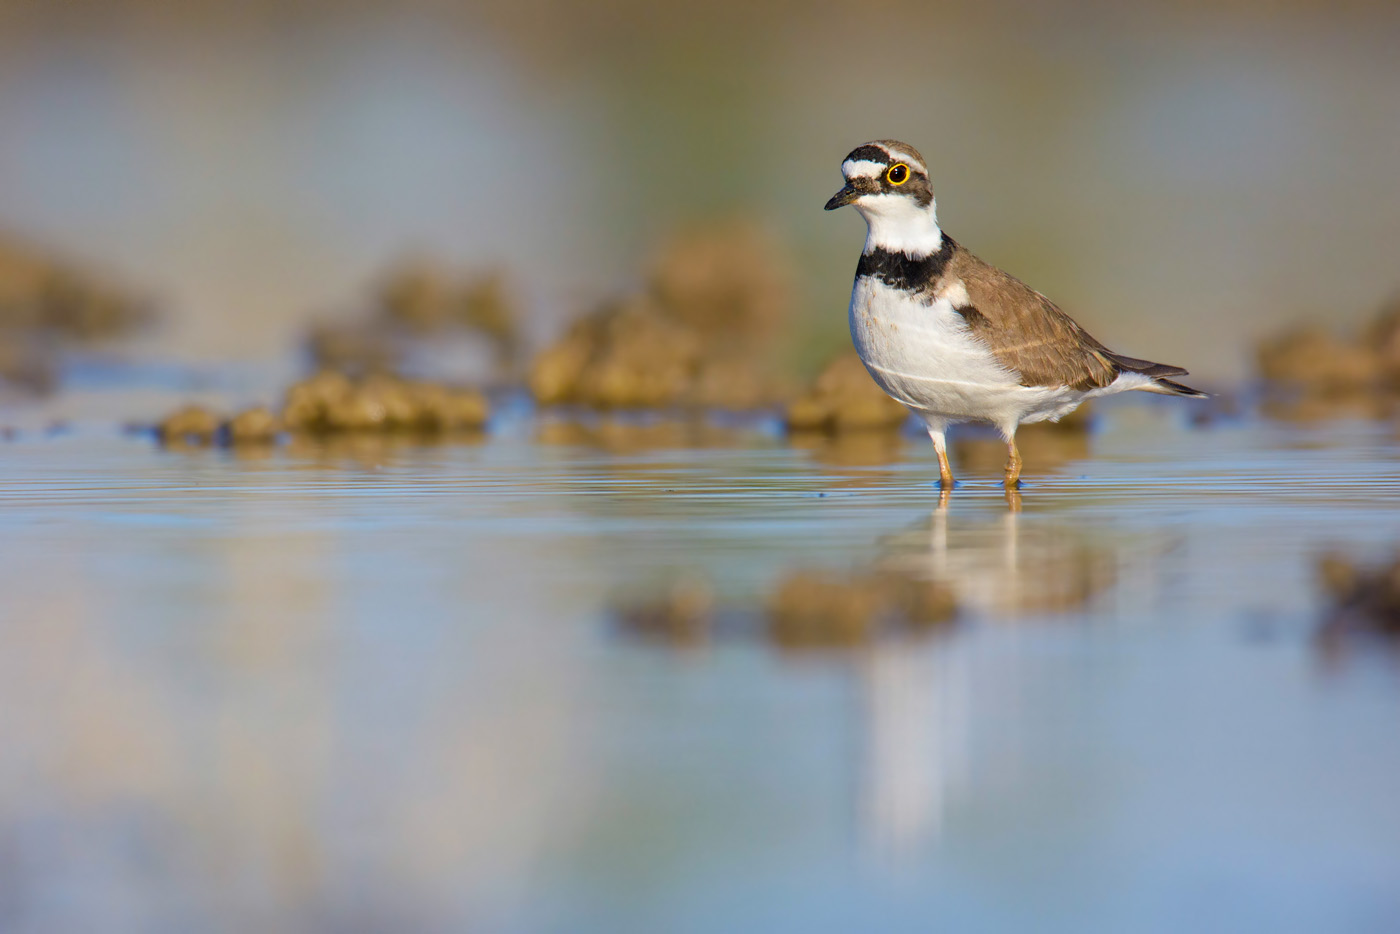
left=824, top=139, right=1205, bottom=489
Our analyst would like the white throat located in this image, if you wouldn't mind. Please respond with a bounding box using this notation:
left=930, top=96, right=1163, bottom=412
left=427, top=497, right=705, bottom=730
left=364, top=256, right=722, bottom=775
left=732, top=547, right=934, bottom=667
left=855, top=194, right=943, bottom=257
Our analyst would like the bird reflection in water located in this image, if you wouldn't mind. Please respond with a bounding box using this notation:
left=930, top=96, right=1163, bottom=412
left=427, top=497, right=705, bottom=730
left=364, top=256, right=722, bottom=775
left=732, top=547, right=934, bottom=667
left=858, top=636, right=967, bottom=861
left=613, top=491, right=1132, bottom=864
left=879, top=498, right=1119, bottom=618
left=857, top=497, right=1123, bottom=862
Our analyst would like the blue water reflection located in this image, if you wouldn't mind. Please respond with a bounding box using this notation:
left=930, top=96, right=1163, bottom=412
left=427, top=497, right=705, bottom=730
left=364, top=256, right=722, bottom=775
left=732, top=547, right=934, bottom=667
left=0, top=404, right=1396, bottom=930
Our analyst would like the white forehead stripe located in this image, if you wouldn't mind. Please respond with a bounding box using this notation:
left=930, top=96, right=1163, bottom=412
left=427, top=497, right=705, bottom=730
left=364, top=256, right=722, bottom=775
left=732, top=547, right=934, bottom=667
left=842, top=151, right=928, bottom=179
left=842, top=159, right=886, bottom=179
left=884, top=151, right=926, bottom=174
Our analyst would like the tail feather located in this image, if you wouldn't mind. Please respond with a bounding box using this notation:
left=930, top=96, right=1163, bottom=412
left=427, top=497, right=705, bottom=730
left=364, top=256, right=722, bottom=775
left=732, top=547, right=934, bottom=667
left=1139, top=377, right=1208, bottom=398
left=1102, top=349, right=1206, bottom=397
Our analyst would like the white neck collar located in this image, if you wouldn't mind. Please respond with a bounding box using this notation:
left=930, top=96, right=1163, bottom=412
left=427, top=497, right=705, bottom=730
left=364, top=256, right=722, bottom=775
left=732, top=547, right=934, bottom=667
left=855, top=194, right=943, bottom=257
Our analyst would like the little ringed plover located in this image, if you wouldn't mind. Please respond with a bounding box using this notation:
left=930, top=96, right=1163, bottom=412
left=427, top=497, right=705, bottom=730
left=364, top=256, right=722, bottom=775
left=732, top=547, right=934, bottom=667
left=825, top=139, right=1204, bottom=489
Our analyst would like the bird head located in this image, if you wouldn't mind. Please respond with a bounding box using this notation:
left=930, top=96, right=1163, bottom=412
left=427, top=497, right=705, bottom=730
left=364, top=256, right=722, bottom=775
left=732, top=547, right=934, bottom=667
left=825, top=139, right=942, bottom=256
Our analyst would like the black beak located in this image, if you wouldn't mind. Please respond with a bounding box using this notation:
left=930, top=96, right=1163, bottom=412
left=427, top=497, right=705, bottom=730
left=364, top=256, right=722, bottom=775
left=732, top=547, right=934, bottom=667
left=824, top=184, right=859, bottom=211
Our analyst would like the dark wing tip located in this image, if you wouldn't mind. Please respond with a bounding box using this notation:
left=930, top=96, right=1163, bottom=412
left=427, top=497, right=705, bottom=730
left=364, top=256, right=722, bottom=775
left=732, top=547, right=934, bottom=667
left=1104, top=351, right=1190, bottom=380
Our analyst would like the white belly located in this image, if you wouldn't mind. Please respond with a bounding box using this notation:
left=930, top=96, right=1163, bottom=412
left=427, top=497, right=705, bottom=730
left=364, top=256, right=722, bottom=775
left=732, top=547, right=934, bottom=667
left=848, top=277, right=1086, bottom=431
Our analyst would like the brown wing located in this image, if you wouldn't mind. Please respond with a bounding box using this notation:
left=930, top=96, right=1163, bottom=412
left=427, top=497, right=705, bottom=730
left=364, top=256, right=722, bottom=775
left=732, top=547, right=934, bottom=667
left=946, top=245, right=1119, bottom=391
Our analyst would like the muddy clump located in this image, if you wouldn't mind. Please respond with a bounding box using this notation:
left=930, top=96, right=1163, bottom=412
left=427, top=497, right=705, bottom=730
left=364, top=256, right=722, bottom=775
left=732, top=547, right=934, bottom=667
left=306, top=260, right=521, bottom=378
left=226, top=406, right=283, bottom=444
left=156, top=373, right=490, bottom=448
left=157, top=405, right=283, bottom=448
left=783, top=352, right=909, bottom=434
left=0, top=336, right=59, bottom=393
left=280, top=372, right=489, bottom=434
left=1256, top=298, right=1400, bottom=411
left=378, top=263, right=519, bottom=357
left=529, top=296, right=791, bottom=411
left=688, top=353, right=794, bottom=412
left=648, top=220, right=791, bottom=346
left=613, top=564, right=957, bottom=654
left=1317, top=552, right=1400, bottom=641
left=767, top=568, right=955, bottom=650
left=530, top=297, right=703, bottom=408
left=157, top=406, right=222, bottom=446
left=0, top=236, right=152, bottom=341
left=528, top=221, right=795, bottom=413
left=305, top=321, right=405, bottom=376
left=0, top=235, right=153, bottom=391
left=1257, top=327, right=1382, bottom=395
left=613, top=578, right=715, bottom=647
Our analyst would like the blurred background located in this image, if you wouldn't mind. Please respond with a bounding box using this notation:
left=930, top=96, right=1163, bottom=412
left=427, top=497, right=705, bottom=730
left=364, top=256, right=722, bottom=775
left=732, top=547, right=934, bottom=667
left=2, top=2, right=1400, bottom=932
left=2, top=0, right=1398, bottom=375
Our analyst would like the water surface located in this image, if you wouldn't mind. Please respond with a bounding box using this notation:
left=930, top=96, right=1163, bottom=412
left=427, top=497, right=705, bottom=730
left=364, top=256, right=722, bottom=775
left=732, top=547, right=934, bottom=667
left=1, top=400, right=1397, bottom=931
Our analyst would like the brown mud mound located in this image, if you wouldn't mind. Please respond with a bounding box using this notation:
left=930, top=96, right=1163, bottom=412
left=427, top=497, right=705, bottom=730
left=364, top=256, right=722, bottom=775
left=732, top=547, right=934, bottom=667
left=768, top=569, right=956, bottom=651
left=1318, top=552, right=1400, bottom=639
left=280, top=372, right=489, bottom=434
left=613, top=566, right=957, bottom=653
left=307, top=261, right=521, bottom=378
left=529, top=221, right=796, bottom=413
left=155, top=373, right=490, bottom=448
left=0, top=235, right=153, bottom=391
left=1257, top=297, right=1400, bottom=413
left=783, top=352, right=908, bottom=434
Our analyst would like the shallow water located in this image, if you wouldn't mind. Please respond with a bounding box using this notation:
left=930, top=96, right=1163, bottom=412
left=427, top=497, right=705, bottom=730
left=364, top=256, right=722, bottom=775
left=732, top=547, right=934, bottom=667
left=1, top=396, right=1398, bottom=932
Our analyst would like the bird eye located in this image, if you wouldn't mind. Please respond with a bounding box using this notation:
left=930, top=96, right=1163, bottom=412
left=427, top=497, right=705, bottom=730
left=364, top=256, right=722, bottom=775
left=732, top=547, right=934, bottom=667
left=886, top=163, right=910, bottom=185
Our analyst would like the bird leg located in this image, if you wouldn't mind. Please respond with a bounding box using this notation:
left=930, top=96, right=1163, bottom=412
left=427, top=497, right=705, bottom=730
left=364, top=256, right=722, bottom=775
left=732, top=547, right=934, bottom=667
left=936, top=447, right=955, bottom=489
left=1004, top=436, right=1023, bottom=489
left=927, top=425, right=954, bottom=489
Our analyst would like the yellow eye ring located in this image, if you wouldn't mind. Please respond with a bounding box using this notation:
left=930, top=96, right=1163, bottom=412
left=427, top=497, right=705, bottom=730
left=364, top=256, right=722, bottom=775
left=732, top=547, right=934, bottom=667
left=886, top=163, right=910, bottom=185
